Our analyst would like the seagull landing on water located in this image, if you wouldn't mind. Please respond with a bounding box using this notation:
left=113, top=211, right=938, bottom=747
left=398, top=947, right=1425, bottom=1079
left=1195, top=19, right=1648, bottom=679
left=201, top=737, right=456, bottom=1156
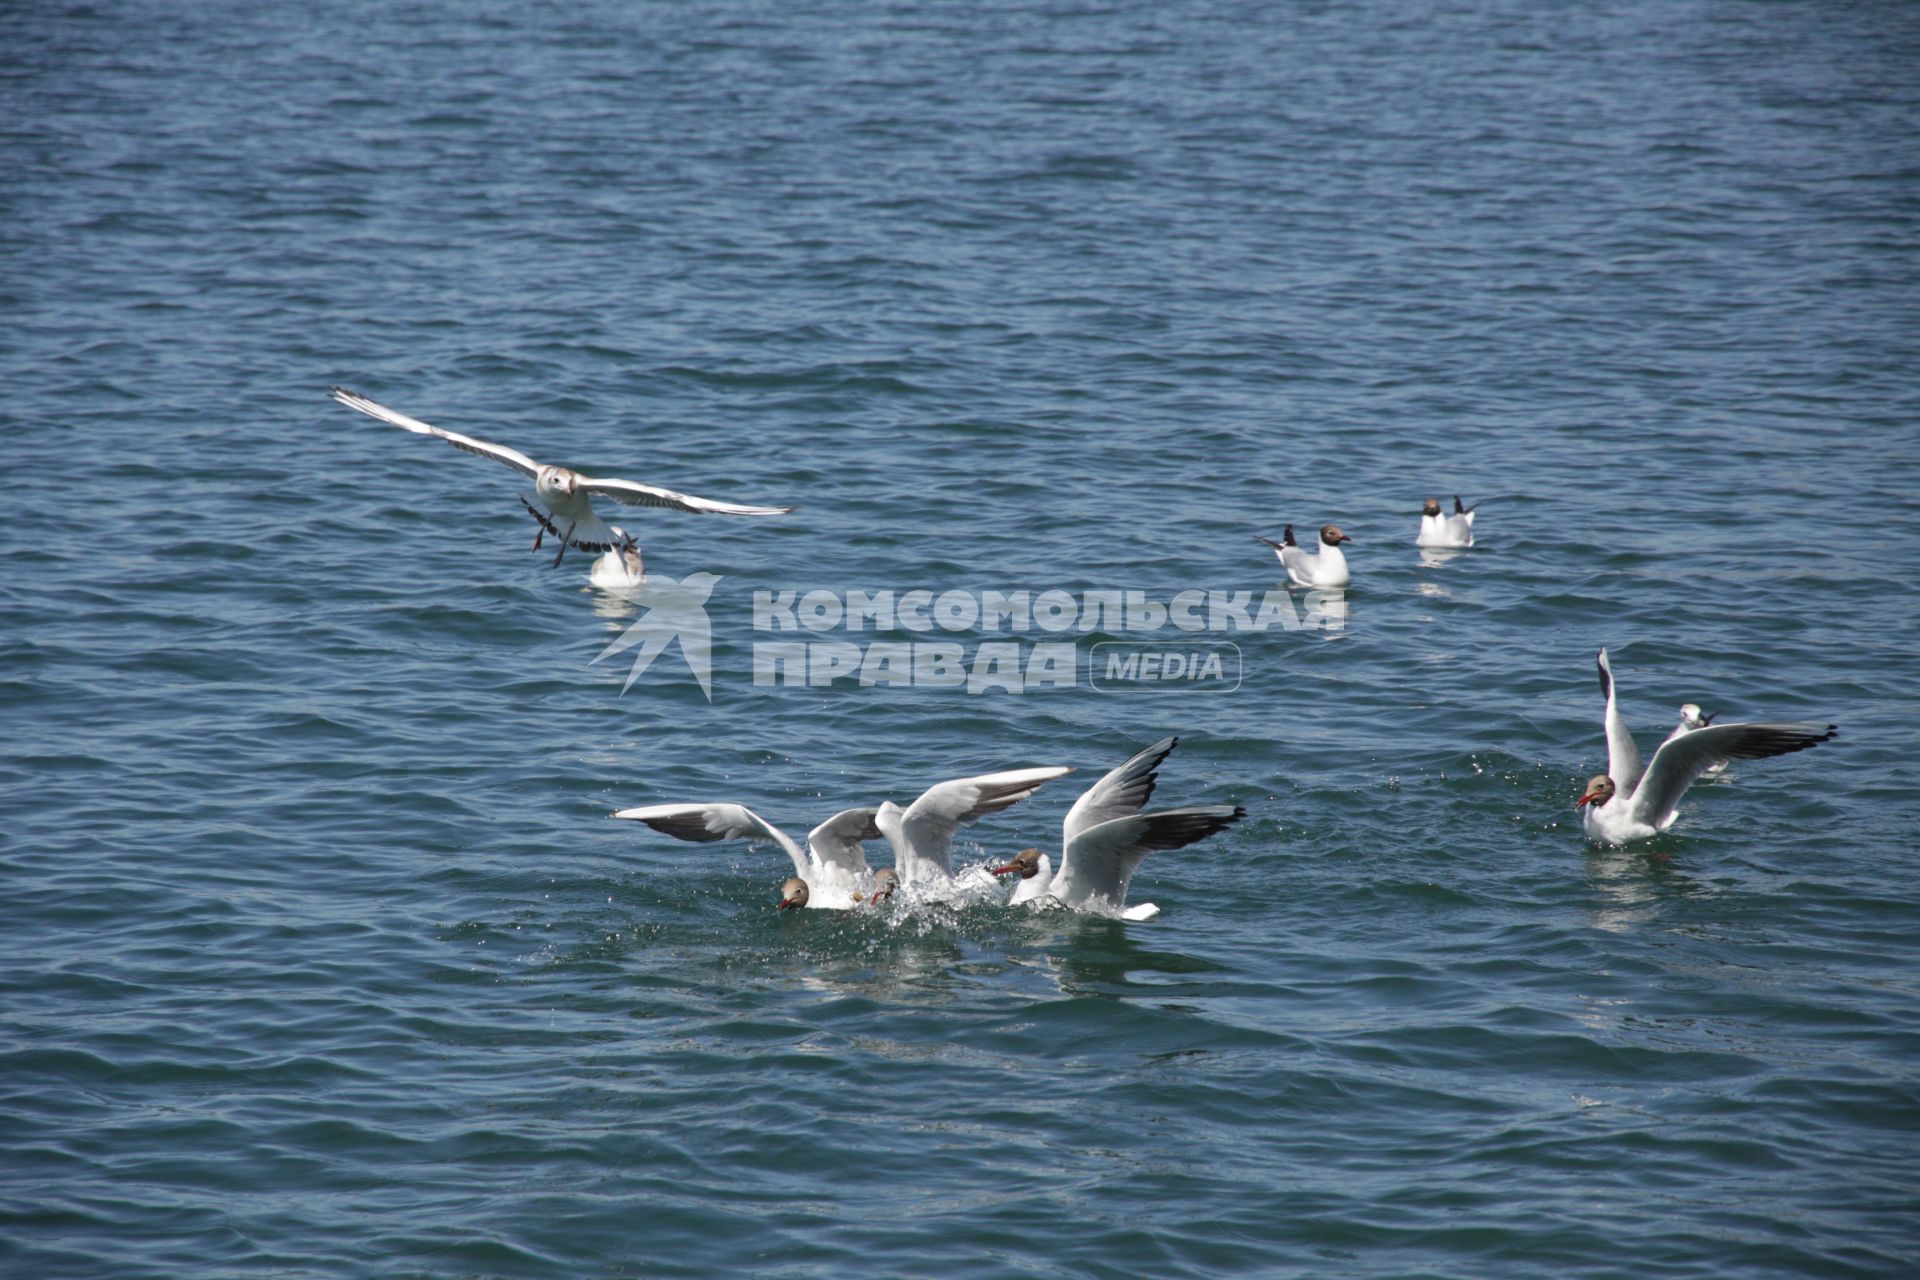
left=328, top=387, right=795, bottom=568
left=1417, top=496, right=1476, bottom=548
left=1254, top=524, right=1352, bottom=588
left=1575, top=649, right=1836, bottom=844
left=988, top=737, right=1244, bottom=921
left=611, top=801, right=888, bottom=911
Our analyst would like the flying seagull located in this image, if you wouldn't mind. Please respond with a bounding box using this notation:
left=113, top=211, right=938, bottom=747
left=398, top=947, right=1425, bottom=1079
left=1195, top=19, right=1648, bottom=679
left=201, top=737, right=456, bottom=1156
left=329, top=387, right=795, bottom=566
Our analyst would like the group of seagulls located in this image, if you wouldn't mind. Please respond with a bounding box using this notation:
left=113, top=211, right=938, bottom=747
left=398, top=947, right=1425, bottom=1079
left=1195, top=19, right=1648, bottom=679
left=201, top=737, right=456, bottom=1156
left=326, top=387, right=1839, bottom=891
left=612, top=738, right=1243, bottom=919
left=1241, top=488, right=1837, bottom=841
left=1253, top=494, right=1475, bottom=589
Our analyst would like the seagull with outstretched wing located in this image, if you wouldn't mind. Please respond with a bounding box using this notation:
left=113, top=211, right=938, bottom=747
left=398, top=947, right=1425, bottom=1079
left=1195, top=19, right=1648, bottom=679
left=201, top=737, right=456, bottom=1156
left=990, top=736, right=1176, bottom=916
left=873, top=766, right=1076, bottom=888
left=610, top=800, right=886, bottom=910
left=329, top=387, right=794, bottom=567
left=1576, top=649, right=1836, bottom=843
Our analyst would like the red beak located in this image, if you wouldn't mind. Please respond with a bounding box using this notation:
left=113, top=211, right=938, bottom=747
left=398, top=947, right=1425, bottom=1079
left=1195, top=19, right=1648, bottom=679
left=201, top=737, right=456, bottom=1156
left=987, top=863, right=1020, bottom=876
left=1574, top=793, right=1596, bottom=808
left=778, top=898, right=799, bottom=910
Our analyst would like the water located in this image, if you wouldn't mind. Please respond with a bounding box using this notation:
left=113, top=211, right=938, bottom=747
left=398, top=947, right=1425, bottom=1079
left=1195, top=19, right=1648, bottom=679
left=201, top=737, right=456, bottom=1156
left=4, top=2, right=1918, bottom=1276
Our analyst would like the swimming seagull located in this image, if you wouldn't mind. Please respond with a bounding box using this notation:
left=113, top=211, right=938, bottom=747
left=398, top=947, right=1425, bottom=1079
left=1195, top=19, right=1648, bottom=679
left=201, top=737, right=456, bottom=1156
left=588, top=527, right=645, bottom=591
left=611, top=801, right=886, bottom=910
left=873, top=766, right=1076, bottom=889
left=1417, top=496, right=1476, bottom=548
left=990, top=737, right=1245, bottom=921
left=328, top=387, right=794, bottom=567
left=1575, top=649, right=1836, bottom=844
left=1255, top=524, right=1352, bottom=588
left=1663, top=703, right=1727, bottom=777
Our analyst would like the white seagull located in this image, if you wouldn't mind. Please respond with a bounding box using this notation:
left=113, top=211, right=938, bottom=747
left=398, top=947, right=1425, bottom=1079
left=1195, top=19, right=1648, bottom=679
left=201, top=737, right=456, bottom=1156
left=1255, top=524, right=1352, bottom=588
left=1417, top=496, right=1476, bottom=548
left=611, top=801, right=886, bottom=910
left=873, top=766, right=1075, bottom=890
left=989, top=737, right=1245, bottom=920
left=1663, top=703, right=1728, bottom=777
left=329, top=387, right=794, bottom=568
left=588, top=527, right=645, bottom=592
left=1575, top=649, right=1836, bottom=844
left=989, top=737, right=1176, bottom=915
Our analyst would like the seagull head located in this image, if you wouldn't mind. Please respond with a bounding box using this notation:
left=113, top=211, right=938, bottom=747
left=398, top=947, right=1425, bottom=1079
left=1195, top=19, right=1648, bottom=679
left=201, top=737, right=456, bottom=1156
left=1320, top=525, right=1352, bottom=547
left=1679, top=703, right=1712, bottom=730
left=869, top=867, right=898, bottom=902
left=1422, top=498, right=1442, bottom=517
left=778, top=877, right=809, bottom=910
left=1574, top=775, right=1616, bottom=809
left=989, top=847, right=1044, bottom=880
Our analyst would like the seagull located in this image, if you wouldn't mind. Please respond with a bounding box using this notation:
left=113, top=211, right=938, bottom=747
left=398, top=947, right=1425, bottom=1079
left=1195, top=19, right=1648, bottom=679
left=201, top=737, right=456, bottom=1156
left=1255, top=524, right=1352, bottom=588
left=1666, top=703, right=1716, bottom=739
left=328, top=387, right=794, bottom=568
left=611, top=801, right=886, bottom=909
left=1575, top=649, right=1836, bottom=843
left=990, top=847, right=1052, bottom=907
left=1663, top=703, right=1728, bottom=777
left=588, top=527, right=645, bottom=591
left=778, top=877, right=809, bottom=910
left=990, top=737, right=1175, bottom=913
left=863, top=867, right=899, bottom=905
left=989, top=737, right=1245, bottom=920
left=1417, top=496, right=1476, bottom=548
left=873, top=766, right=1075, bottom=889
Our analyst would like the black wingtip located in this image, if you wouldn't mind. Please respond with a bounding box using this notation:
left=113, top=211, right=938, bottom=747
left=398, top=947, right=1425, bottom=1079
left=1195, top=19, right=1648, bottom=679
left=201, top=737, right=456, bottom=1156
left=1725, top=723, right=1840, bottom=761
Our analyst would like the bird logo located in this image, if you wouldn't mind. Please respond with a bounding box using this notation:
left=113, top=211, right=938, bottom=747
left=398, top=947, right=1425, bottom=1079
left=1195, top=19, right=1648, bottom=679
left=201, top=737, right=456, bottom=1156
left=591, top=572, right=721, bottom=698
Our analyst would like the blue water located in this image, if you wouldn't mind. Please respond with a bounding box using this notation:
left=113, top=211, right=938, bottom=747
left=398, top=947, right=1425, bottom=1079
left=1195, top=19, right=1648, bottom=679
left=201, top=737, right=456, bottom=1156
left=5, top=2, right=1919, bottom=1276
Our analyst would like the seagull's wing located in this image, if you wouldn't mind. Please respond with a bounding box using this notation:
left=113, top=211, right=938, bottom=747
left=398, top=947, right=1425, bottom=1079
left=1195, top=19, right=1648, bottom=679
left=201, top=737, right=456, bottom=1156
left=581, top=475, right=794, bottom=516
left=610, top=801, right=807, bottom=877
left=1050, top=806, right=1245, bottom=914
left=1630, top=722, right=1837, bottom=832
left=1062, top=737, right=1177, bottom=848
left=1596, top=649, right=1644, bottom=791
left=330, top=387, right=541, bottom=478
left=900, top=766, right=1075, bottom=877
left=806, top=807, right=881, bottom=875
